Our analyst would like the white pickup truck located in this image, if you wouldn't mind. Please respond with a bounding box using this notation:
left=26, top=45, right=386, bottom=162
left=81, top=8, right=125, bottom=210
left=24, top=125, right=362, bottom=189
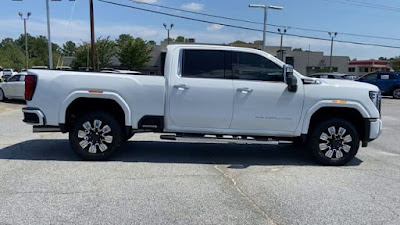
left=22, top=45, right=382, bottom=166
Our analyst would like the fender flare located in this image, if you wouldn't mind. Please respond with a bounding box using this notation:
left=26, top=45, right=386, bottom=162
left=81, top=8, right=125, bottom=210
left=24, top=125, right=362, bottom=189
left=298, top=100, right=370, bottom=135
left=58, top=90, right=132, bottom=126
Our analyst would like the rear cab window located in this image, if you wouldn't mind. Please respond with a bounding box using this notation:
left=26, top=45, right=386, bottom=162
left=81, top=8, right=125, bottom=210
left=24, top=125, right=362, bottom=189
left=181, top=49, right=228, bottom=79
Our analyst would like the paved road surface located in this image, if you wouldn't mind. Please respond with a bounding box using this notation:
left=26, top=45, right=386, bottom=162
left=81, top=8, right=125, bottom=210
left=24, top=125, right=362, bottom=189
left=0, top=99, right=399, bottom=224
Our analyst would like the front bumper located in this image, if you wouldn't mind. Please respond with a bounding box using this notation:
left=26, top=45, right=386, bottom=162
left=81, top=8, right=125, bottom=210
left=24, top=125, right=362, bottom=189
left=22, top=107, right=45, bottom=125
left=362, top=118, right=382, bottom=147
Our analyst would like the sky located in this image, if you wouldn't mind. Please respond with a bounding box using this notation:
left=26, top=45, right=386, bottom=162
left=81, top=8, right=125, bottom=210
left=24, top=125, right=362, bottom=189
left=1, top=0, right=400, bottom=59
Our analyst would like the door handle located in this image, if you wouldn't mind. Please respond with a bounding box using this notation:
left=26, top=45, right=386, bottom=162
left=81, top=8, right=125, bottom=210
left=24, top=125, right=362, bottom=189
left=173, top=84, right=190, bottom=90
left=237, top=88, right=253, bottom=94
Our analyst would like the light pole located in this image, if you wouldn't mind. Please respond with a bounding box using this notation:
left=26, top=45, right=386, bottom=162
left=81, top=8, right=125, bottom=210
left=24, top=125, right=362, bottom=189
left=278, top=28, right=287, bottom=61
left=328, top=32, right=338, bottom=72
left=249, top=4, right=283, bottom=51
left=163, top=23, right=174, bottom=45
left=19, top=12, right=31, bottom=70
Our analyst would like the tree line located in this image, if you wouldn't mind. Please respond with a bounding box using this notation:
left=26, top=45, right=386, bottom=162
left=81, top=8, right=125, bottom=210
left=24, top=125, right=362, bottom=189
left=0, top=34, right=155, bottom=71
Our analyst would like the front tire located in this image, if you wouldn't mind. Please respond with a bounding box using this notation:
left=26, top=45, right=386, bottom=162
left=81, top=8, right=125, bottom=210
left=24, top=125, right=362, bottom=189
left=308, top=118, right=360, bottom=166
left=393, top=88, right=400, bottom=99
left=69, top=111, right=123, bottom=160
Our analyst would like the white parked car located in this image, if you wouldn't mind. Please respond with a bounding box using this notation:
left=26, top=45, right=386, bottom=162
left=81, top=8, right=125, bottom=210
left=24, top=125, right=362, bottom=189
left=1, top=68, right=17, bottom=81
left=100, top=69, right=141, bottom=75
left=0, top=73, right=26, bottom=101
left=22, top=45, right=382, bottom=166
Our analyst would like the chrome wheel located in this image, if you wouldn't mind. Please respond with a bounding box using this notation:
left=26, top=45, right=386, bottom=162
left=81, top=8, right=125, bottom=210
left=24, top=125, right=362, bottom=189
left=77, top=119, right=113, bottom=154
left=318, top=126, right=352, bottom=159
left=393, top=89, right=400, bottom=99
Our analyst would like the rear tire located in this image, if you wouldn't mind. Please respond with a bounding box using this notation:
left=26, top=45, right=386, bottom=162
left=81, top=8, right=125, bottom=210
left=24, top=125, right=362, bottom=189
left=69, top=111, right=123, bottom=160
left=393, top=88, right=400, bottom=99
left=308, top=118, right=360, bottom=166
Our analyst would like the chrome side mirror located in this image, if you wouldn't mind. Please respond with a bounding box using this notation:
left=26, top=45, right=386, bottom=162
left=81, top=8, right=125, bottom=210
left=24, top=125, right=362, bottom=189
left=283, top=64, right=297, bottom=92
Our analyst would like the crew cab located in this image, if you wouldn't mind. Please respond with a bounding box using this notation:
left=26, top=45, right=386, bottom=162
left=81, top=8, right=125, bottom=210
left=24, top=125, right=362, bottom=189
left=22, top=45, right=382, bottom=166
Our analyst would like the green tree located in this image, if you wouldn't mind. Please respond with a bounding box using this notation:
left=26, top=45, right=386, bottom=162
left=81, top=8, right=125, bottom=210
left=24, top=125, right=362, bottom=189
left=293, top=48, right=303, bottom=51
left=232, top=40, right=247, bottom=44
left=175, top=36, right=185, bottom=42
left=62, top=41, right=77, bottom=56
left=391, top=57, right=400, bottom=71
left=116, top=34, right=152, bottom=70
left=96, top=37, right=116, bottom=69
left=0, top=40, right=25, bottom=71
left=148, top=40, right=156, bottom=45
left=70, top=42, right=90, bottom=70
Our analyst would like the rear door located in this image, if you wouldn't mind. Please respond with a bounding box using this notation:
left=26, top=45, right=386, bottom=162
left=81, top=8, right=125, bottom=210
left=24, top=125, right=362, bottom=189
left=230, top=51, right=304, bottom=135
left=167, top=49, right=234, bottom=131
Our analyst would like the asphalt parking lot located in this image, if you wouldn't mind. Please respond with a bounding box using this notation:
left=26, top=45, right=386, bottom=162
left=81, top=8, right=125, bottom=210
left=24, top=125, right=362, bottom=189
left=0, top=99, right=400, bottom=225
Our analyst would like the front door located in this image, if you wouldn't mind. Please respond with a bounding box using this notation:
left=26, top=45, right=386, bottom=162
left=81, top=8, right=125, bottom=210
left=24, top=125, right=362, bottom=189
left=3, top=75, right=20, bottom=97
left=230, top=51, right=304, bottom=136
left=168, top=49, right=234, bottom=131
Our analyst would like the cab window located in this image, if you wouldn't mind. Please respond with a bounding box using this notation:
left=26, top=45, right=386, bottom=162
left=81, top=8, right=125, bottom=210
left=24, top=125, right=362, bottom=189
left=363, top=73, right=378, bottom=80
left=181, top=50, right=225, bottom=79
left=233, top=52, right=283, bottom=82
left=7, top=75, right=20, bottom=82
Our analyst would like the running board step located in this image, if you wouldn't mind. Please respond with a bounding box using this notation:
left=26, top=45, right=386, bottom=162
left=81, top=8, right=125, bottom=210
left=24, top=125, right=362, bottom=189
left=160, top=134, right=291, bottom=145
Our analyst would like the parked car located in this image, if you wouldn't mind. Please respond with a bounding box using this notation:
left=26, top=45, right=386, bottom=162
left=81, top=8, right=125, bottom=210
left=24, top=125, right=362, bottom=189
left=1, top=68, right=17, bottom=81
left=100, top=69, right=141, bottom=75
left=0, top=66, right=3, bottom=81
left=56, top=66, right=72, bottom=71
left=22, top=45, right=382, bottom=166
left=0, top=73, right=26, bottom=101
left=31, top=66, right=48, bottom=70
left=310, top=73, right=357, bottom=80
left=357, top=71, right=400, bottom=99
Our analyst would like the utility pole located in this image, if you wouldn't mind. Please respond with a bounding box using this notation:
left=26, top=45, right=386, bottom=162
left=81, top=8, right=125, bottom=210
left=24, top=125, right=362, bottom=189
left=19, top=12, right=31, bottom=70
left=328, top=32, right=338, bottom=72
left=249, top=4, right=283, bottom=51
left=163, top=23, right=174, bottom=45
left=90, top=0, right=97, bottom=71
left=278, top=28, right=287, bottom=61
left=46, top=0, right=53, bottom=69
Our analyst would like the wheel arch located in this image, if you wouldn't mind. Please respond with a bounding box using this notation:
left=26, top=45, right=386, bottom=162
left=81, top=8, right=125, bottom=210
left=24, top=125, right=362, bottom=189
left=302, top=105, right=367, bottom=142
left=60, top=91, right=131, bottom=131
left=299, top=100, right=370, bottom=137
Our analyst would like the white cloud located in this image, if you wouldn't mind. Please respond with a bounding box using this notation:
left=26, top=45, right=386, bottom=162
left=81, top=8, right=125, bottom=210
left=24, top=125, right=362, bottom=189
left=207, top=24, right=224, bottom=31
left=181, top=3, right=204, bottom=11
left=132, top=0, right=158, bottom=3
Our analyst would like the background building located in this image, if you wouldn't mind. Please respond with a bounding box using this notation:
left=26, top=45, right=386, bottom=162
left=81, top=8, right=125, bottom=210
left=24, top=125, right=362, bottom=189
left=347, top=60, right=392, bottom=77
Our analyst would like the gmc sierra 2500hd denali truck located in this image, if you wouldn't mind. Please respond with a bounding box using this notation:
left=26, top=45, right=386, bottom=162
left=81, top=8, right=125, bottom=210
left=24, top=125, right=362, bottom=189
left=22, top=45, right=382, bottom=166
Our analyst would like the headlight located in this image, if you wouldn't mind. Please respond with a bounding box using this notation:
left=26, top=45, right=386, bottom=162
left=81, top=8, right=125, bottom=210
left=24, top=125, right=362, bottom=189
left=369, top=91, right=381, bottom=112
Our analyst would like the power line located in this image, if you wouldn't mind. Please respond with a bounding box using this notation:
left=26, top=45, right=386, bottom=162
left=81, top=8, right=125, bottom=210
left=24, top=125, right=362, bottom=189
left=324, top=0, right=400, bottom=12
left=346, top=0, right=400, bottom=10
left=129, top=0, right=400, bottom=42
left=98, top=0, right=400, bottom=49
